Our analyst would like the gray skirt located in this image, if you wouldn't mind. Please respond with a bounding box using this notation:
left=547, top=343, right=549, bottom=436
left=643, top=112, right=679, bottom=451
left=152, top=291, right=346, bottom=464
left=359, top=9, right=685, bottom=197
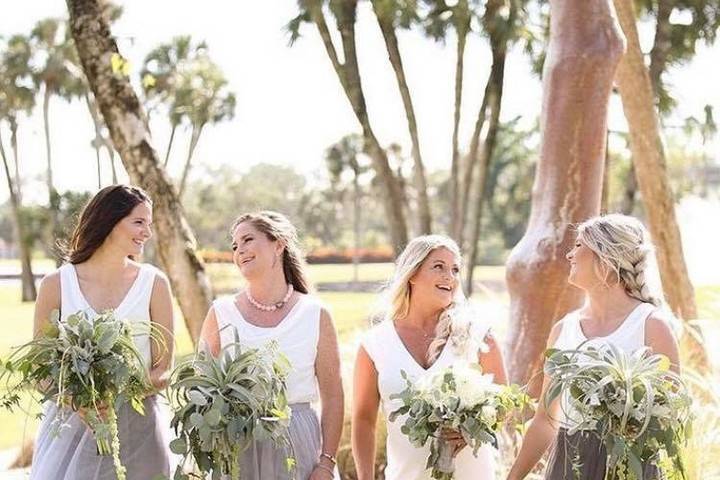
left=239, top=403, right=338, bottom=480
left=545, top=428, right=663, bottom=480
left=30, top=395, right=171, bottom=480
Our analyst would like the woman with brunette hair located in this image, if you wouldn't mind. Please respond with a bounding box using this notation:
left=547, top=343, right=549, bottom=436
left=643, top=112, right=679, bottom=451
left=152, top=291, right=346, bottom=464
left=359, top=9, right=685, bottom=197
left=352, top=235, right=507, bottom=480
left=30, top=185, right=174, bottom=480
left=199, top=211, right=344, bottom=480
left=507, top=214, right=679, bottom=480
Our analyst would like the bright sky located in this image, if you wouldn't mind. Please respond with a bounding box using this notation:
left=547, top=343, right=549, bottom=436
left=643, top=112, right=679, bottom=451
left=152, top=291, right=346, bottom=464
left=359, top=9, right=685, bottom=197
left=1, top=0, right=718, bottom=204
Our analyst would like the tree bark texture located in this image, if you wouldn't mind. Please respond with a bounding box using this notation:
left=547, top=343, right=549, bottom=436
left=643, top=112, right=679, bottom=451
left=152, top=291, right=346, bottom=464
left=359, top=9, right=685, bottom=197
left=66, top=0, right=214, bottom=343
left=506, top=0, right=625, bottom=395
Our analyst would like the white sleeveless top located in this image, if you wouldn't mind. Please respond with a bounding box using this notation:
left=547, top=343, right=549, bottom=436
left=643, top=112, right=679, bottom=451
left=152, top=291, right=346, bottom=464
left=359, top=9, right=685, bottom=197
left=361, top=320, right=496, bottom=480
left=213, top=294, right=322, bottom=404
left=552, top=302, right=656, bottom=427
left=59, top=263, right=157, bottom=369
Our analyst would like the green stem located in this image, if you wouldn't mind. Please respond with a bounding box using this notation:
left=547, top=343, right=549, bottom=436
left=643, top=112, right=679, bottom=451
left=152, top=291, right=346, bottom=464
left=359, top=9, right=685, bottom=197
left=107, top=404, right=126, bottom=480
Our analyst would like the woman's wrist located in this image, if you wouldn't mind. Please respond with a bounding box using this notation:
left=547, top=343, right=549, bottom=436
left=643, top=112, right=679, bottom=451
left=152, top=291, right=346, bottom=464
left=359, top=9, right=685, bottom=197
left=314, top=462, right=334, bottom=477
left=319, top=451, right=336, bottom=466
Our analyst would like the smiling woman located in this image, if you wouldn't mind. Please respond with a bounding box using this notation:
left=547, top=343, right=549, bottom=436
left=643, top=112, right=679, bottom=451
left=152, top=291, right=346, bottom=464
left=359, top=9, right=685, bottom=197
left=352, top=234, right=507, bottom=480
left=28, top=184, right=175, bottom=480
left=198, top=210, right=344, bottom=480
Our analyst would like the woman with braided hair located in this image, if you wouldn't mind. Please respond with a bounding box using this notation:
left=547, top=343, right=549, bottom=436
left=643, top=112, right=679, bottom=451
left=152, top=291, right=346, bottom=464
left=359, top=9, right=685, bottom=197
left=507, top=213, right=680, bottom=480
left=352, top=235, right=507, bottom=480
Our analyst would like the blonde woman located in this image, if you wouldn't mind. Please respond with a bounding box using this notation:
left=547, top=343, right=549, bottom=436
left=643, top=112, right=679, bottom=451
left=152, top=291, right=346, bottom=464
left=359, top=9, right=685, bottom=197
left=199, top=211, right=343, bottom=480
left=352, top=235, right=507, bottom=480
left=507, top=214, right=679, bottom=480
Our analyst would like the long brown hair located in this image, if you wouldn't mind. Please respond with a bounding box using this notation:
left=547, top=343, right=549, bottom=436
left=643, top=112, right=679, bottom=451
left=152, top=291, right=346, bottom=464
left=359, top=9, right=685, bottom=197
left=231, top=211, right=311, bottom=294
left=63, top=185, right=152, bottom=264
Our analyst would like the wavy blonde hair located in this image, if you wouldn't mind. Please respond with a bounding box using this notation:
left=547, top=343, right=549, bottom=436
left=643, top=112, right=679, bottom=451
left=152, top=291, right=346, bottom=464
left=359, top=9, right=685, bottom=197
left=577, top=214, right=663, bottom=306
left=379, top=235, right=471, bottom=363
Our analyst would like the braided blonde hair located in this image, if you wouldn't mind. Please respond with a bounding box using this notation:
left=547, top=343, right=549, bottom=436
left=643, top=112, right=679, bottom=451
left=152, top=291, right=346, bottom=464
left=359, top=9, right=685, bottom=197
left=379, top=235, right=471, bottom=363
left=577, top=214, right=663, bottom=306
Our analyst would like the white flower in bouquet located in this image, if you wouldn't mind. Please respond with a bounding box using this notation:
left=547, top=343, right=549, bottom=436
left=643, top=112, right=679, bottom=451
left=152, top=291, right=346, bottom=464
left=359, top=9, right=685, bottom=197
left=389, top=364, right=529, bottom=480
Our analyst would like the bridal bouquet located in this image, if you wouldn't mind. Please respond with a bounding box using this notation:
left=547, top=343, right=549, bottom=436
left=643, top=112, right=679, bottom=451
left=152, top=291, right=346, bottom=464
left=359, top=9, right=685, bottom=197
left=167, top=341, right=293, bottom=480
left=0, top=310, right=156, bottom=480
left=389, top=363, right=529, bottom=480
left=544, top=344, right=692, bottom=480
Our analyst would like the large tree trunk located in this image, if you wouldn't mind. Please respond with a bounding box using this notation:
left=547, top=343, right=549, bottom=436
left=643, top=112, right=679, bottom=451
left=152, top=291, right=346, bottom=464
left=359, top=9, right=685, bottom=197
left=450, top=10, right=470, bottom=242
left=506, top=0, right=625, bottom=395
left=463, top=6, right=510, bottom=295
left=621, top=0, right=672, bottom=216
left=372, top=2, right=432, bottom=234
left=0, top=130, right=36, bottom=301
left=309, top=0, right=408, bottom=253
left=66, top=0, right=214, bottom=343
left=612, top=0, right=707, bottom=369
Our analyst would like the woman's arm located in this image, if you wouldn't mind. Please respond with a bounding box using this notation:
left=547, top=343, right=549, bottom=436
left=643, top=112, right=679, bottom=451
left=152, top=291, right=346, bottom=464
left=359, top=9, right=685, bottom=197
left=478, top=330, right=508, bottom=385
left=311, top=308, right=345, bottom=479
left=506, top=321, right=564, bottom=480
left=148, top=273, right=175, bottom=391
left=33, top=272, right=61, bottom=339
left=352, top=345, right=381, bottom=480
left=198, top=307, right=221, bottom=357
left=645, top=314, right=681, bottom=374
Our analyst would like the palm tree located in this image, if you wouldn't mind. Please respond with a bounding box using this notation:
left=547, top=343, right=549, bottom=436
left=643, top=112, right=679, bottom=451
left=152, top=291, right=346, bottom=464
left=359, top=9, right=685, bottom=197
left=370, top=0, right=433, bottom=234
left=325, top=134, right=369, bottom=282
left=463, top=0, right=519, bottom=294
left=612, top=0, right=707, bottom=369
left=1, top=35, right=38, bottom=301
left=174, top=55, right=236, bottom=199
left=67, top=0, right=215, bottom=343
left=422, top=0, right=475, bottom=241
left=288, top=0, right=409, bottom=253
left=140, top=36, right=207, bottom=167
left=30, top=18, right=85, bottom=251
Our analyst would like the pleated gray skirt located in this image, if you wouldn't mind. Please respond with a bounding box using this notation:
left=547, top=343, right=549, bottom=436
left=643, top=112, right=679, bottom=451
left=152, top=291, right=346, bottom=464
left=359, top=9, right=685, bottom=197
left=239, top=402, right=338, bottom=480
left=545, top=428, right=663, bottom=480
left=30, top=395, right=171, bottom=480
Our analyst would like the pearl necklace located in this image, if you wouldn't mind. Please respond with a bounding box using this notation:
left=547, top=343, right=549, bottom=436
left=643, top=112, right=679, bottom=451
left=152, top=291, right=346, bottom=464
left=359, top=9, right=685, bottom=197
left=245, top=284, right=294, bottom=312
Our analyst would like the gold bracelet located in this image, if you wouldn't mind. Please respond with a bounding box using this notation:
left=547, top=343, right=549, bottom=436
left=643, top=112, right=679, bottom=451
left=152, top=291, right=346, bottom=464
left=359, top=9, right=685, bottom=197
left=320, top=452, right=337, bottom=465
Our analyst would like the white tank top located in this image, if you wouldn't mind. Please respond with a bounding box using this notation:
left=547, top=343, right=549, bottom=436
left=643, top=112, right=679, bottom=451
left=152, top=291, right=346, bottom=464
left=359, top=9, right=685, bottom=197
left=552, top=302, right=656, bottom=427
left=361, top=320, right=496, bottom=480
left=59, top=263, right=157, bottom=369
left=213, top=294, right=321, bottom=404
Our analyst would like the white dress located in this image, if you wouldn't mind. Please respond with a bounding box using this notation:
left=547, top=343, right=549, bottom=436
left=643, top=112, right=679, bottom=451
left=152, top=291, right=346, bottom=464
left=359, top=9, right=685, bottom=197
left=545, top=302, right=662, bottom=480
left=30, top=263, right=172, bottom=480
left=361, top=320, right=497, bottom=480
left=214, top=293, right=339, bottom=480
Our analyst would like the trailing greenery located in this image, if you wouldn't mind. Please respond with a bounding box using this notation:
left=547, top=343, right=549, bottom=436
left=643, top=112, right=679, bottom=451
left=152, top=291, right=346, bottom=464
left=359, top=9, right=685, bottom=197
left=0, top=310, right=158, bottom=480
left=544, top=344, right=693, bottom=480
left=167, top=340, right=293, bottom=480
